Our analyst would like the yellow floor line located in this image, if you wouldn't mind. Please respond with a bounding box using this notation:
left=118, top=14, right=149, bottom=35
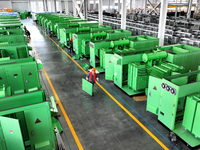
left=35, top=24, right=169, bottom=150
left=29, top=37, right=84, bottom=150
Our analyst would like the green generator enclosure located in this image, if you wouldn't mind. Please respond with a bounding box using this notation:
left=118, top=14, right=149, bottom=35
left=0, top=35, right=28, bottom=46
left=89, top=35, right=159, bottom=72
left=147, top=70, right=200, bottom=147
left=54, top=19, right=87, bottom=36
left=0, top=59, right=42, bottom=96
left=0, top=23, right=22, bottom=30
left=58, top=21, right=99, bottom=41
left=157, top=44, right=200, bottom=72
left=0, top=44, right=32, bottom=59
left=0, top=28, right=25, bottom=36
left=0, top=102, right=55, bottom=150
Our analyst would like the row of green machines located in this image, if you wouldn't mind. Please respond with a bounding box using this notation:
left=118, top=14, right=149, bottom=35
left=36, top=13, right=200, bottom=147
left=0, top=15, right=63, bottom=149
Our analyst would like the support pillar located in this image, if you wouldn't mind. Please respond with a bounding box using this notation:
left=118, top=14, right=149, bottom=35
left=179, top=0, right=182, bottom=12
left=118, top=0, right=120, bottom=13
left=175, top=0, right=178, bottom=18
left=144, top=0, right=147, bottom=14
left=43, top=0, right=46, bottom=11
left=54, top=0, right=57, bottom=12
left=93, top=0, right=96, bottom=10
left=98, top=0, right=103, bottom=25
left=88, top=0, right=90, bottom=11
left=59, top=0, right=62, bottom=13
left=187, top=0, right=193, bottom=19
left=65, top=0, right=68, bottom=14
left=10, top=0, right=13, bottom=9
left=158, top=0, right=168, bottom=46
left=45, top=0, right=48, bottom=11
left=108, top=0, right=110, bottom=13
left=84, top=0, right=88, bottom=19
left=28, top=0, right=31, bottom=11
left=196, top=0, right=200, bottom=14
left=130, top=0, right=132, bottom=13
left=50, top=0, right=54, bottom=12
left=121, top=0, right=126, bottom=29
left=73, top=1, right=77, bottom=16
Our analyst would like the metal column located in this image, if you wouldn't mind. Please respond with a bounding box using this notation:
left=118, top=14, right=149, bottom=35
left=130, top=0, right=132, bottom=13
left=144, top=0, right=147, bottom=14
left=50, top=0, right=54, bottom=12
left=108, top=0, right=111, bottom=13
left=179, top=0, right=182, bottom=12
left=43, top=0, right=46, bottom=11
left=197, top=0, right=200, bottom=14
left=88, top=0, right=91, bottom=11
left=84, top=0, right=88, bottom=19
left=54, top=0, right=57, bottom=12
left=187, top=0, right=193, bottom=19
left=93, top=0, right=96, bottom=10
left=118, top=0, right=120, bottom=13
left=28, top=0, right=31, bottom=11
left=121, top=0, right=126, bottom=29
left=59, top=0, right=62, bottom=13
left=158, top=0, right=168, bottom=46
left=99, top=0, right=103, bottom=25
left=175, top=0, right=178, bottom=18
left=65, top=0, right=68, bottom=14
left=73, top=1, right=77, bottom=16
left=10, top=0, right=13, bottom=9
left=45, top=0, right=48, bottom=11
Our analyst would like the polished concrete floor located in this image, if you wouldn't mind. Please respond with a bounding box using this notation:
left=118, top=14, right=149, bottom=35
left=22, top=19, right=198, bottom=150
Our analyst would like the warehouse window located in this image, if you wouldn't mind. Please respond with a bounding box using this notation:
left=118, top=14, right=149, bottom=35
left=31, top=1, right=44, bottom=12
left=31, top=2, right=36, bottom=12
left=56, top=1, right=59, bottom=11
left=38, top=2, right=44, bottom=11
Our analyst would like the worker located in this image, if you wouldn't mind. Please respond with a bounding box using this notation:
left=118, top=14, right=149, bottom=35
left=69, top=37, right=73, bottom=53
left=25, top=30, right=31, bottom=39
left=24, top=25, right=27, bottom=31
left=47, top=28, right=53, bottom=37
left=86, top=68, right=99, bottom=86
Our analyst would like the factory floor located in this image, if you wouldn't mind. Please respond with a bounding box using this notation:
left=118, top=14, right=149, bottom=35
left=22, top=19, right=197, bottom=150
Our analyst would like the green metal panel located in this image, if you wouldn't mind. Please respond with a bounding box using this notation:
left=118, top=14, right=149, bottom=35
left=0, top=90, right=45, bottom=110
left=0, top=102, right=55, bottom=150
left=7, top=65, right=25, bottom=94
left=22, top=64, right=40, bottom=92
left=158, top=71, right=200, bottom=131
left=0, top=45, right=31, bottom=59
left=146, top=76, right=162, bottom=115
left=105, top=53, right=115, bottom=80
left=192, top=102, right=200, bottom=138
left=89, top=40, right=111, bottom=70
left=82, top=78, right=93, bottom=96
left=0, top=23, right=22, bottom=30
left=128, top=63, right=148, bottom=91
left=0, top=35, right=27, bottom=46
left=24, top=102, right=55, bottom=149
left=0, top=29, right=25, bottom=36
left=182, top=95, right=200, bottom=132
left=0, top=61, right=41, bottom=95
left=0, top=116, right=25, bottom=150
left=158, top=44, right=200, bottom=72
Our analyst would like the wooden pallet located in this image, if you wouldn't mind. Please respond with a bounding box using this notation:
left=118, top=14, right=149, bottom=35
left=133, top=95, right=147, bottom=101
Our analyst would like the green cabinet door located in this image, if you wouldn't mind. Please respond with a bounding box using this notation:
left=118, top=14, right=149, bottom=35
left=82, top=78, right=93, bottom=96
left=0, top=116, right=25, bottom=150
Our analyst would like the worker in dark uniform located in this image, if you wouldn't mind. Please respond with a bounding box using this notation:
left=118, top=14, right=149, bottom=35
left=69, top=37, right=73, bottom=53
left=25, top=30, right=31, bottom=39
left=86, top=68, right=99, bottom=85
left=47, top=28, right=53, bottom=37
left=24, top=26, right=27, bottom=31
